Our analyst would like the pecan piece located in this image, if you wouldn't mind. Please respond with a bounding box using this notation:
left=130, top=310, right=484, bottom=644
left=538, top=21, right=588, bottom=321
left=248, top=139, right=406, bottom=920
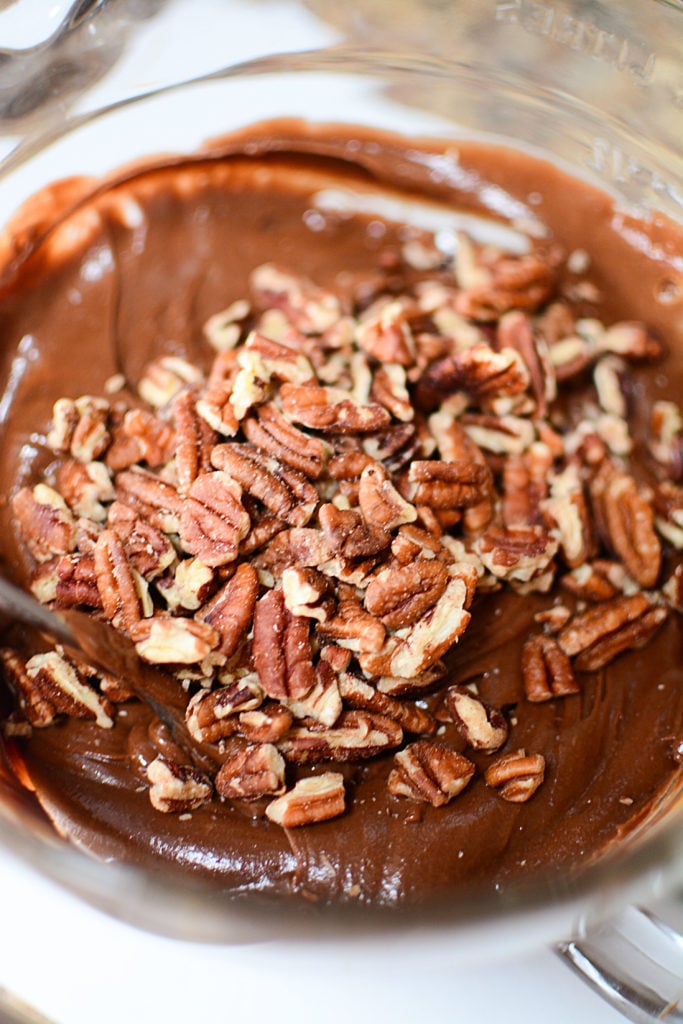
left=25, top=650, right=114, bottom=728
left=591, top=464, right=661, bottom=588
left=417, top=342, right=530, bottom=409
left=484, top=749, right=545, bottom=802
left=196, top=563, right=259, bottom=659
left=282, top=566, right=334, bottom=622
left=137, top=356, right=203, bottom=409
left=316, top=598, right=386, bottom=654
left=387, top=740, right=475, bottom=807
left=355, top=299, right=416, bottom=366
left=215, top=741, right=286, bottom=800
left=446, top=686, right=508, bottom=752
left=252, top=588, right=316, bottom=700
left=254, top=527, right=332, bottom=575
left=370, top=364, right=414, bottom=421
left=364, top=559, right=448, bottom=630
left=521, top=635, right=579, bottom=702
left=250, top=263, right=342, bottom=334
left=54, top=552, right=102, bottom=610
left=242, top=403, right=326, bottom=479
left=397, top=459, right=491, bottom=511
left=94, top=528, right=144, bottom=632
left=56, top=459, right=114, bottom=521
left=12, top=484, right=77, bottom=562
left=107, top=500, right=176, bottom=580
left=654, top=480, right=683, bottom=549
left=541, top=463, right=594, bottom=568
left=186, top=674, right=263, bottom=744
left=147, top=756, right=212, bottom=813
left=557, top=593, right=668, bottom=671
left=68, top=396, right=111, bottom=462
left=358, top=463, right=417, bottom=530
left=211, top=442, right=317, bottom=527
left=280, top=383, right=391, bottom=434
left=265, top=772, right=346, bottom=827
left=172, top=389, right=217, bottom=494
left=178, top=471, right=250, bottom=567
left=115, top=467, right=184, bottom=534
left=130, top=616, right=219, bottom=664
left=0, top=648, right=58, bottom=727
left=339, top=672, right=434, bottom=735
left=498, top=310, right=556, bottom=416
left=474, top=524, right=558, bottom=590
left=318, top=503, right=390, bottom=559
left=278, top=710, right=402, bottom=764
left=286, top=660, right=342, bottom=727
left=238, top=703, right=293, bottom=744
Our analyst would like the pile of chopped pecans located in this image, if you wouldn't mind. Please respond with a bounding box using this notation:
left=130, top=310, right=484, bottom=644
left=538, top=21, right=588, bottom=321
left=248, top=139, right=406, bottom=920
left=4, top=230, right=682, bottom=829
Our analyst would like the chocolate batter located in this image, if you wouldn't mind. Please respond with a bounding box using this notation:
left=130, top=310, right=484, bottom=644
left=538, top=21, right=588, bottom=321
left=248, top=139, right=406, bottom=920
left=0, top=121, right=681, bottom=906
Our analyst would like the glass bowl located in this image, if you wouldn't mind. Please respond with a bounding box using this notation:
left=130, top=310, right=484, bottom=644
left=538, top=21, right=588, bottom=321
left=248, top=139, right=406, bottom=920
left=0, top=0, right=680, bottom=964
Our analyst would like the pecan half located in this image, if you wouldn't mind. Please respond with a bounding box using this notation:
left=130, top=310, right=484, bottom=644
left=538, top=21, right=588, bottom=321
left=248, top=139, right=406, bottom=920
left=281, top=383, right=391, bottom=434
left=316, top=598, right=386, bottom=653
left=0, top=648, right=58, bottom=727
left=252, top=588, right=316, bottom=700
left=12, top=485, right=77, bottom=562
left=557, top=593, right=668, bottom=671
left=196, top=563, right=259, bottom=659
left=211, top=442, right=318, bottom=527
left=278, top=709, right=402, bottom=764
left=115, top=467, right=184, bottom=534
left=591, top=464, right=661, bottom=588
left=172, top=388, right=217, bottom=494
left=250, top=263, right=342, bottom=334
left=339, top=672, right=434, bottom=735
left=484, top=749, right=545, bottom=802
left=417, top=342, right=530, bottom=409
left=474, top=524, right=558, bottom=589
left=318, top=503, right=390, bottom=559
left=215, top=741, right=286, bottom=800
left=364, top=559, right=448, bottom=630
left=398, top=459, right=491, bottom=511
left=446, top=686, right=508, bottom=752
left=55, top=459, right=114, bottom=521
left=265, top=771, right=346, bottom=827
left=521, top=634, right=579, bottom=702
left=242, top=403, right=326, bottom=478
left=286, top=660, right=342, bottom=727
left=178, top=471, right=250, bottom=567
left=107, top=500, right=176, bottom=580
left=94, top=528, right=144, bottom=632
left=387, top=740, right=475, bottom=807
left=238, top=703, right=294, bottom=743
left=147, top=756, right=212, bottom=813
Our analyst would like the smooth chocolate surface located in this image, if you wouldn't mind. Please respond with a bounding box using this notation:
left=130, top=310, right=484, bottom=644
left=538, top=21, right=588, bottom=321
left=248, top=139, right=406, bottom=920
left=0, top=121, right=681, bottom=905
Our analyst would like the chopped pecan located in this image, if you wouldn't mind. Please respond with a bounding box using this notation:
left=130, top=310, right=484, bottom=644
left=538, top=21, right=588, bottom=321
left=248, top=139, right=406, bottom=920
left=649, top=401, right=682, bottom=480
left=215, top=741, right=286, bottom=800
left=355, top=298, right=416, bottom=366
left=339, top=672, right=434, bottom=735
left=254, top=527, right=332, bottom=574
left=156, top=558, right=215, bottom=612
left=446, top=686, right=508, bottom=752
left=358, top=570, right=475, bottom=678
left=542, top=463, right=594, bottom=568
left=282, top=566, right=334, bottom=622
left=484, top=749, right=545, bottom=802
left=363, top=423, right=421, bottom=474
left=178, top=471, right=250, bottom=567
left=560, top=561, right=622, bottom=602
left=663, top=564, right=683, bottom=612
left=250, top=263, right=342, bottom=334
left=115, top=467, right=184, bottom=534
left=364, top=559, right=448, bottom=630
left=370, top=364, right=414, bottom=422
left=557, top=593, right=668, bottom=671
left=147, top=756, right=212, bottom=813
left=461, top=412, right=535, bottom=455
left=498, top=310, right=556, bottom=416
left=211, top=442, right=318, bottom=527
left=56, top=459, right=114, bottom=521
left=318, top=503, right=390, bottom=558
left=316, top=598, right=386, bottom=653
left=454, top=240, right=554, bottom=320
left=186, top=674, right=263, bottom=743
left=654, top=480, right=683, bottom=549
left=358, top=463, right=417, bottom=530
left=252, top=588, right=316, bottom=700
left=375, top=660, right=447, bottom=697
left=387, top=740, right=475, bottom=807
left=521, top=634, right=579, bottom=702
left=107, top=500, right=176, bottom=579
left=595, top=320, right=665, bottom=362
left=67, top=396, right=111, bottom=462
left=265, top=771, right=346, bottom=827
left=277, top=709, right=402, bottom=764
left=131, top=615, right=219, bottom=664
left=54, top=552, right=102, bottom=610
left=172, top=389, right=217, bottom=494
left=46, top=397, right=80, bottom=452
left=107, top=408, right=176, bottom=472
left=474, top=524, right=558, bottom=590
left=238, top=703, right=294, bottom=744
left=203, top=298, right=249, bottom=351
left=502, top=445, right=552, bottom=527
left=286, top=660, right=342, bottom=727
left=0, top=648, right=58, bottom=727
left=417, top=342, right=530, bottom=409
left=12, top=484, right=78, bottom=562
left=397, top=459, right=491, bottom=511
left=242, top=402, right=326, bottom=478
left=196, top=563, right=258, bottom=659
left=280, top=383, right=391, bottom=434
left=94, top=528, right=144, bottom=632
left=25, top=650, right=114, bottom=728
left=196, top=350, right=240, bottom=437
left=137, top=356, right=203, bottom=409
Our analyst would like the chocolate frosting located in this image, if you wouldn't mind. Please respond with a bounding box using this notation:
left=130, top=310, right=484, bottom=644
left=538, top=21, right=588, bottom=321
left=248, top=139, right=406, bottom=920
left=0, top=121, right=681, bottom=905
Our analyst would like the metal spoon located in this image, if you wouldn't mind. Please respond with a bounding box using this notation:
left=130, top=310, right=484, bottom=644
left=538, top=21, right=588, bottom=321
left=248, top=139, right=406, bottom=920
left=0, top=574, right=188, bottom=738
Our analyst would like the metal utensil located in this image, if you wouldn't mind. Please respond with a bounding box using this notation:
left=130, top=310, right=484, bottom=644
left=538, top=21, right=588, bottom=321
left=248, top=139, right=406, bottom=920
left=0, top=575, right=188, bottom=738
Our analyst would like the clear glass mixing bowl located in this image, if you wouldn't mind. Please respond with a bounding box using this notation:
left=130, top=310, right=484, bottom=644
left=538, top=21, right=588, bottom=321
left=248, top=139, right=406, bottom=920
left=0, top=0, right=680, bottom=964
